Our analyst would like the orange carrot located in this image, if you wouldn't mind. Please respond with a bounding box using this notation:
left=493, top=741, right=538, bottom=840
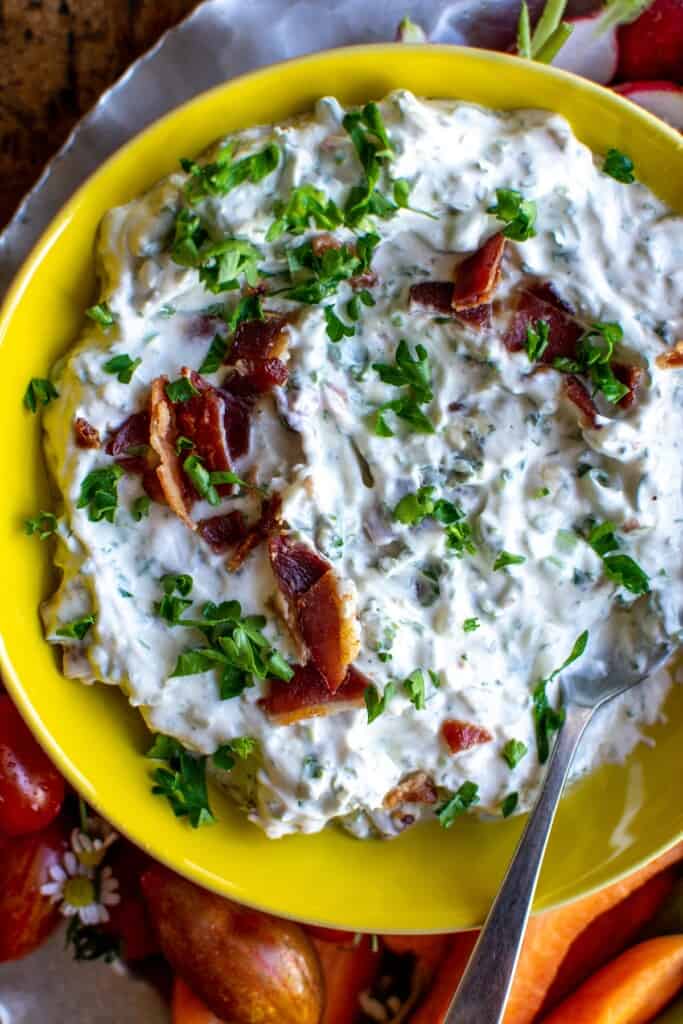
left=539, top=935, right=683, bottom=1024
left=410, top=931, right=478, bottom=1023
left=504, top=842, right=683, bottom=1024
left=172, top=977, right=224, bottom=1024
left=382, top=934, right=452, bottom=972
left=313, top=935, right=381, bottom=1024
left=541, top=868, right=677, bottom=1014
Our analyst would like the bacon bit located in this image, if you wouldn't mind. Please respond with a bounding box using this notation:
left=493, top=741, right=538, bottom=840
left=175, top=369, right=232, bottom=494
left=142, top=468, right=165, bottom=504
left=383, top=771, right=438, bottom=810
left=656, top=340, right=683, bottom=369
left=565, top=375, right=599, bottom=428
left=149, top=376, right=195, bottom=530
left=503, top=283, right=583, bottom=363
left=311, top=233, right=342, bottom=258
left=74, top=417, right=101, bottom=449
left=409, top=282, right=492, bottom=329
left=105, top=410, right=151, bottom=472
left=225, top=358, right=289, bottom=396
left=441, top=719, right=493, bottom=754
left=268, top=535, right=359, bottom=692
left=219, top=391, right=252, bottom=460
left=452, top=233, right=505, bottom=311
left=258, top=663, right=368, bottom=725
left=228, top=493, right=282, bottom=571
left=614, top=362, right=644, bottom=410
left=309, top=235, right=377, bottom=291
left=197, top=510, right=247, bottom=553
left=231, top=317, right=289, bottom=362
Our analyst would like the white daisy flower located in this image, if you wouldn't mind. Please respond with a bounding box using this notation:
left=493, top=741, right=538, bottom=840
left=70, top=826, right=118, bottom=869
left=40, top=851, right=120, bottom=925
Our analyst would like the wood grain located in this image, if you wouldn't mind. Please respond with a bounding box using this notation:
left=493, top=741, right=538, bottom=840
left=0, top=0, right=200, bottom=227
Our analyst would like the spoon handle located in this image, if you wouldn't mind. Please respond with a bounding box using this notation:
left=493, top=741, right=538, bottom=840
left=445, top=701, right=594, bottom=1024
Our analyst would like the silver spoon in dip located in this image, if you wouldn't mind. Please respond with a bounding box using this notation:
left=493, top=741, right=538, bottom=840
left=445, top=617, right=673, bottom=1024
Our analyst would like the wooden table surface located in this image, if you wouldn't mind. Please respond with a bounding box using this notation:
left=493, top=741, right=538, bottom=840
left=0, top=0, right=202, bottom=228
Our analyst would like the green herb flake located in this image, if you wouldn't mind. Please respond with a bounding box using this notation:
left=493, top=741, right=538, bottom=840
left=166, top=377, right=200, bottom=404
left=86, top=302, right=116, bottom=328
left=587, top=520, right=650, bottom=594
left=266, top=184, right=343, bottom=241
left=147, top=735, right=215, bottom=828
left=213, top=736, right=257, bottom=771
left=532, top=487, right=550, bottom=498
left=463, top=617, right=480, bottom=633
left=56, top=614, right=95, bottom=641
left=436, top=780, right=480, bottom=828
left=183, top=454, right=221, bottom=506
left=403, top=669, right=426, bottom=710
left=198, top=333, right=228, bottom=374
left=24, top=511, right=58, bottom=539
left=324, top=305, right=355, bottom=342
left=501, top=792, right=519, bottom=818
left=603, top=148, right=636, bottom=184
left=488, top=188, right=537, bottom=241
left=525, top=319, right=550, bottom=362
left=502, top=738, right=528, bottom=769
left=181, top=142, right=280, bottom=204
left=132, top=495, right=151, bottom=521
left=365, top=681, right=396, bottom=723
left=23, top=378, right=58, bottom=413
left=493, top=550, right=526, bottom=571
left=77, top=465, right=123, bottom=523
left=533, top=630, right=588, bottom=763
left=102, top=353, right=142, bottom=384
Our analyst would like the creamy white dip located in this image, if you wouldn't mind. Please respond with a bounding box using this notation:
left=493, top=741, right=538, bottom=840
left=41, top=92, right=683, bottom=838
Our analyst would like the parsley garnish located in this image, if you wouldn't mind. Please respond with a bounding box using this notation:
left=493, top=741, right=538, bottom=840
left=132, top=495, right=151, bottom=521
left=56, top=614, right=95, bottom=640
left=533, top=630, right=588, bottom=763
left=175, top=435, right=194, bottom=454
left=463, top=617, right=480, bottom=633
left=170, top=210, right=262, bottom=294
left=324, top=305, right=355, bottom=342
left=393, top=485, right=476, bottom=558
left=373, top=339, right=435, bottom=437
left=436, top=781, right=480, bottom=828
left=147, top=735, right=215, bottom=828
left=23, top=378, right=58, bottom=413
left=342, top=102, right=397, bottom=227
left=86, top=302, right=116, bottom=328
left=102, top=354, right=141, bottom=384
left=213, top=736, right=257, bottom=771
left=501, top=792, right=519, bottom=818
left=525, top=319, right=550, bottom=361
left=603, top=148, right=636, bottom=184
left=502, top=738, right=528, bottom=769
left=392, top=177, right=438, bottom=219
left=171, top=600, right=293, bottom=699
left=532, top=487, right=550, bottom=498
left=488, top=188, right=537, bottom=241
left=267, top=184, right=343, bottom=241
left=24, top=511, right=57, bottom=539
left=364, top=682, right=396, bottom=723
left=284, top=232, right=379, bottom=304
left=403, top=669, right=427, bottom=710
left=554, top=321, right=629, bottom=405
left=198, top=333, right=228, bottom=374
left=166, top=377, right=200, bottom=404
left=493, top=550, right=526, bottom=571
left=587, top=520, right=650, bottom=595
left=156, top=574, right=194, bottom=625
left=181, top=141, right=280, bottom=204
left=182, top=455, right=249, bottom=506
left=77, top=465, right=123, bottom=523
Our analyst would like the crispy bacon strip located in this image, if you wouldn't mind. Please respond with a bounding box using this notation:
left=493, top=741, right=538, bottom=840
left=656, top=340, right=683, bottom=370
left=258, top=663, right=368, bottom=724
left=74, top=417, right=101, bottom=450
left=197, top=510, right=247, bottom=553
left=503, top=283, right=583, bottom=363
left=452, top=233, right=505, bottom=311
left=565, top=375, right=599, bottom=429
left=268, top=534, right=360, bottom=692
left=106, top=410, right=151, bottom=472
left=228, top=494, right=282, bottom=571
left=224, top=317, right=290, bottom=399
left=149, top=377, right=195, bottom=529
left=177, top=369, right=232, bottom=494
left=409, top=282, right=492, bottom=329
left=441, top=719, right=493, bottom=754
left=383, top=771, right=438, bottom=810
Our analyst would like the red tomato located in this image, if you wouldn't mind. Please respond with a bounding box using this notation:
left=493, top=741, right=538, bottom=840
left=0, top=817, right=70, bottom=961
left=0, top=695, right=65, bottom=836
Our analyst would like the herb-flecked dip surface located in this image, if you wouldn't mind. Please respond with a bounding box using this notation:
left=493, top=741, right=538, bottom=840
left=36, top=92, right=683, bottom=838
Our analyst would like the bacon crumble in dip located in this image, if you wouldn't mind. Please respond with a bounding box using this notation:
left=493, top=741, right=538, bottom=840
left=38, top=92, right=683, bottom=839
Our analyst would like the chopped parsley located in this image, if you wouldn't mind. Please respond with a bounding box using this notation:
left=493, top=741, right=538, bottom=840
left=403, top=669, right=427, bottom=710
left=267, top=184, right=343, bottom=241
left=502, top=738, right=528, bottom=769
left=156, top=574, right=194, bottom=625
left=525, top=319, right=550, bottom=361
left=284, top=232, right=378, bottom=304
left=603, top=148, right=636, bottom=184
left=102, top=353, right=141, bottom=384
left=198, top=333, right=228, bottom=374
left=132, top=495, right=151, bottom=521
left=392, top=177, right=438, bottom=219
left=182, top=456, right=249, bottom=506
left=85, top=302, right=116, bottom=328
left=213, top=736, right=257, bottom=771
left=553, top=321, right=630, bottom=404
left=23, top=378, right=58, bottom=413
left=175, top=435, right=194, bottom=454
left=587, top=520, right=650, bottom=595
left=488, top=188, right=537, bottom=241
left=364, top=681, right=396, bottom=723
left=342, top=102, right=397, bottom=227
left=501, top=792, right=519, bottom=818
left=463, top=617, right=480, bottom=633
left=56, top=614, right=95, bottom=640
left=77, top=465, right=123, bottom=523
left=24, top=511, right=57, bottom=539
left=171, top=600, right=293, bottom=700
left=393, top=486, right=476, bottom=558
left=532, top=486, right=550, bottom=498
left=166, top=377, right=200, bottom=403
left=436, top=780, right=480, bottom=828
left=171, top=210, right=262, bottom=294
left=533, top=629, right=588, bottom=763
left=493, top=550, right=526, bottom=571
left=324, top=305, right=355, bottom=342
left=373, top=339, right=435, bottom=437
left=181, top=141, right=280, bottom=204
left=147, top=735, right=214, bottom=828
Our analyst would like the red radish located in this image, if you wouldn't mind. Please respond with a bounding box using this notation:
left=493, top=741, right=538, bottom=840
left=614, top=81, right=683, bottom=129
left=552, top=14, right=619, bottom=83
left=617, top=0, right=683, bottom=83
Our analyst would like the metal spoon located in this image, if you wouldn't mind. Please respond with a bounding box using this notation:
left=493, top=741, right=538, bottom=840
left=445, top=628, right=673, bottom=1024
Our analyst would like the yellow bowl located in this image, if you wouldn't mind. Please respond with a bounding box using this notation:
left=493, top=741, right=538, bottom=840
left=1, top=45, right=682, bottom=933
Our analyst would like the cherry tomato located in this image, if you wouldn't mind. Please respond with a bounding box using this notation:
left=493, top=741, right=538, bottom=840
left=0, top=817, right=70, bottom=961
left=0, top=695, right=65, bottom=836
